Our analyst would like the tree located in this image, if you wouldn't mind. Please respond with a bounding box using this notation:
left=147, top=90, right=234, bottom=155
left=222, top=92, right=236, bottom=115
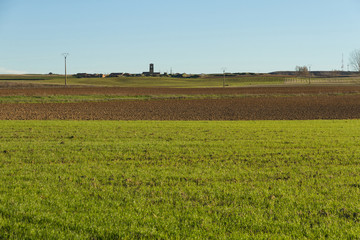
left=349, top=49, right=360, bottom=72
left=295, top=66, right=309, bottom=77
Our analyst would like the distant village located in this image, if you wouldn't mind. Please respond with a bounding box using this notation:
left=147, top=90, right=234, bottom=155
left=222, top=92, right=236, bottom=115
left=74, top=63, right=202, bottom=79
left=72, top=63, right=360, bottom=79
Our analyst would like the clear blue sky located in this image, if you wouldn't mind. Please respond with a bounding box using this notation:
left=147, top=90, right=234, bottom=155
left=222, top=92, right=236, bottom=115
left=0, top=0, right=359, bottom=74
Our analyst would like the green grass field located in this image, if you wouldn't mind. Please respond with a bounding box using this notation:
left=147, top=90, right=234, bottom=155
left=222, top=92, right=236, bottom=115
left=1, top=120, right=360, bottom=239
left=0, top=93, right=340, bottom=104
left=1, top=74, right=360, bottom=88
left=0, top=74, right=287, bottom=88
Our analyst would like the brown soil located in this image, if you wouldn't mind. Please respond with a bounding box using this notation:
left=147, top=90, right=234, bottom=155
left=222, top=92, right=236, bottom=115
left=1, top=95, right=360, bottom=120
left=0, top=82, right=68, bottom=89
left=1, top=85, right=360, bottom=96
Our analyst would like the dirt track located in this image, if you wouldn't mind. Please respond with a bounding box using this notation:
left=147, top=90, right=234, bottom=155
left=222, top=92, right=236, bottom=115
left=1, top=85, right=360, bottom=96
left=1, top=95, right=360, bottom=120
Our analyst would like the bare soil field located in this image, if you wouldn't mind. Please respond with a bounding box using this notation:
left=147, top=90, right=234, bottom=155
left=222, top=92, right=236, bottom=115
left=1, top=86, right=360, bottom=120
left=1, top=85, right=360, bottom=96
left=0, top=82, right=66, bottom=89
left=1, top=95, right=360, bottom=120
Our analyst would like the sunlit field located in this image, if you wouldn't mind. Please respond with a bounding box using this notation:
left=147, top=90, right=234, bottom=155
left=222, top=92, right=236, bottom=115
left=1, top=120, right=360, bottom=238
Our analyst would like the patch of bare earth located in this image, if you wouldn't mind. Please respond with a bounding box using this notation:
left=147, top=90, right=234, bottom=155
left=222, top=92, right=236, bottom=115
left=1, top=95, right=360, bottom=120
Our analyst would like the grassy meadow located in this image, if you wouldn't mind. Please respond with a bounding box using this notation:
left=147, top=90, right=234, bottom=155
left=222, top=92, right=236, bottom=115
left=1, top=74, right=360, bottom=88
left=0, top=74, right=287, bottom=88
left=1, top=120, right=360, bottom=239
left=0, top=93, right=318, bottom=104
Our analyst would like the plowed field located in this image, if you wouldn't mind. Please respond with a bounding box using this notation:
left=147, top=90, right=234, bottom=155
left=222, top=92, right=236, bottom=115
left=1, top=94, right=360, bottom=120
left=1, top=85, right=360, bottom=96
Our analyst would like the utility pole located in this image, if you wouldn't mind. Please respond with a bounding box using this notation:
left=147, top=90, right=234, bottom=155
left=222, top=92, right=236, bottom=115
left=62, top=53, right=69, bottom=86
left=222, top=68, right=226, bottom=88
left=223, top=70, right=225, bottom=88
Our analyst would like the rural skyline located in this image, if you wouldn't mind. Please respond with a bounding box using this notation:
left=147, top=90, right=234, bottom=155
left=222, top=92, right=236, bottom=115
left=0, top=0, right=359, bottom=74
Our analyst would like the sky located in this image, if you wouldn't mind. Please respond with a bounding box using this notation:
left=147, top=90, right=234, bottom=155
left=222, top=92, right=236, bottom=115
left=0, top=0, right=359, bottom=74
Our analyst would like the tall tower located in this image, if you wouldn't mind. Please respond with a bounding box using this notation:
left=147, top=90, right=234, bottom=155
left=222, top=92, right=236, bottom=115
left=150, top=63, right=154, bottom=74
